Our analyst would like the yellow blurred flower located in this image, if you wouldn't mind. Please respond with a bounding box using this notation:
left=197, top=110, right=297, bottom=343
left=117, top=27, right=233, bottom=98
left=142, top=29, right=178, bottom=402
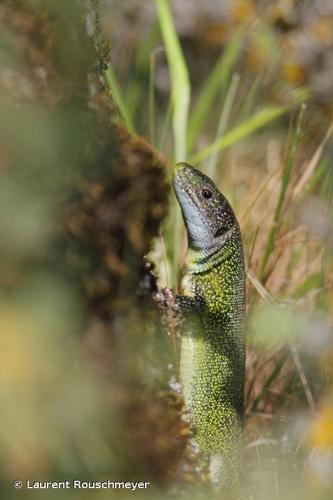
left=0, top=306, right=39, bottom=386
left=312, top=19, right=333, bottom=43
left=282, top=62, right=305, bottom=85
left=201, top=23, right=229, bottom=47
left=246, top=32, right=274, bottom=72
left=231, top=0, right=256, bottom=25
left=310, top=403, right=333, bottom=450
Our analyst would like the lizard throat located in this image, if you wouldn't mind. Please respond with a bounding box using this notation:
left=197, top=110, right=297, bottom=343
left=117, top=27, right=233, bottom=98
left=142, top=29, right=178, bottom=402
left=185, top=235, right=238, bottom=274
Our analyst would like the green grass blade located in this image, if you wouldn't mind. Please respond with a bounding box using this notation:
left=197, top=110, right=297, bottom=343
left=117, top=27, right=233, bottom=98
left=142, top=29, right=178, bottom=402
left=104, top=66, right=136, bottom=135
left=156, top=0, right=190, bottom=161
left=148, top=46, right=166, bottom=145
left=238, top=73, right=262, bottom=122
left=187, top=29, right=243, bottom=152
left=159, top=95, right=173, bottom=153
left=306, top=159, right=327, bottom=196
left=207, top=72, right=241, bottom=179
left=126, top=22, right=159, bottom=119
left=149, top=49, right=157, bottom=145
left=156, top=0, right=190, bottom=286
left=250, top=350, right=289, bottom=413
left=259, top=103, right=306, bottom=282
left=189, top=106, right=286, bottom=165
left=292, top=272, right=323, bottom=300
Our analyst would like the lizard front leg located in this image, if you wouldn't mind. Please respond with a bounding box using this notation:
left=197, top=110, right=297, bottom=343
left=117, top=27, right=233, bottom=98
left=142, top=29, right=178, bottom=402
left=155, top=287, right=205, bottom=314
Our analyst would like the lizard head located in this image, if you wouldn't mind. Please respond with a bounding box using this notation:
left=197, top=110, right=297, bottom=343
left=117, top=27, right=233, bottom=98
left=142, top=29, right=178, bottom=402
left=173, top=162, right=239, bottom=252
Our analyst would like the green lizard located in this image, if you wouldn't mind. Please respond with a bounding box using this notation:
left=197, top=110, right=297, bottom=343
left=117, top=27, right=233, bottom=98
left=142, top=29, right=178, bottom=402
left=170, top=162, right=246, bottom=489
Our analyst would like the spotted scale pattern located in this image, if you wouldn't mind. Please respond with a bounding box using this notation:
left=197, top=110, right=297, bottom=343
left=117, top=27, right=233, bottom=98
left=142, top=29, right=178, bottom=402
left=173, top=163, right=246, bottom=490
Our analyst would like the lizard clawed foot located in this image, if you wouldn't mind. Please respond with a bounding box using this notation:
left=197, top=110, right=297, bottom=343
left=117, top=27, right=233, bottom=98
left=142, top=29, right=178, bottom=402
left=154, top=287, right=180, bottom=312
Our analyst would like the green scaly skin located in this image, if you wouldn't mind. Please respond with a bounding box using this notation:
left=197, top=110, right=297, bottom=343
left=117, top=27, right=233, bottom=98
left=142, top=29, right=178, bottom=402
left=172, top=162, right=246, bottom=490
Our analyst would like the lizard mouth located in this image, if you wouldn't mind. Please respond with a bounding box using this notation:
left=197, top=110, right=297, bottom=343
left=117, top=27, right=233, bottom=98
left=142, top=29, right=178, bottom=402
left=173, top=163, right=200, bottom=206
left=173, top=182, right=202, bottom=226
left=173, top=166, right=200, bottom=218
left=173, top=163, right=211, bottom=248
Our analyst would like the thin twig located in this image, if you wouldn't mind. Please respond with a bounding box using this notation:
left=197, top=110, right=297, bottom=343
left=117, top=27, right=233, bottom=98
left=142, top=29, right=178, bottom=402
left=289, top=345, right=316, bottom=413
left=292, top=124, right=333, bottom=200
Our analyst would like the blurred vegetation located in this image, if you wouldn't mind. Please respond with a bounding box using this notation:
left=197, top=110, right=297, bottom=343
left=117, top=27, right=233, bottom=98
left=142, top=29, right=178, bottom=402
left=0, top=1, right=186, bottom=499
left=1, top=0, right=333, bottom=499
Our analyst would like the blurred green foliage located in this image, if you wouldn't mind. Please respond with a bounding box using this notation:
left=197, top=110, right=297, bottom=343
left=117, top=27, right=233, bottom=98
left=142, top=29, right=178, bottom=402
left=0, top=1, right=183, bottom=499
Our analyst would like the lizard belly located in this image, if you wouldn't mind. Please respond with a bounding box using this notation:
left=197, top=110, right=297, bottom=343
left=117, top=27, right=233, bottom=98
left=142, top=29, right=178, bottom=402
left=180, top=312, right=243, bottom=489
left=180, top=315, right=203, bottom=421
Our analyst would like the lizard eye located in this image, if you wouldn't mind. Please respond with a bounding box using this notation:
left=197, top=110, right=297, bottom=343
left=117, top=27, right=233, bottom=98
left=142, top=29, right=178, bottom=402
left=202, top=189, right=213, bottom=199
left=214, top=227, right=228, bottom=238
